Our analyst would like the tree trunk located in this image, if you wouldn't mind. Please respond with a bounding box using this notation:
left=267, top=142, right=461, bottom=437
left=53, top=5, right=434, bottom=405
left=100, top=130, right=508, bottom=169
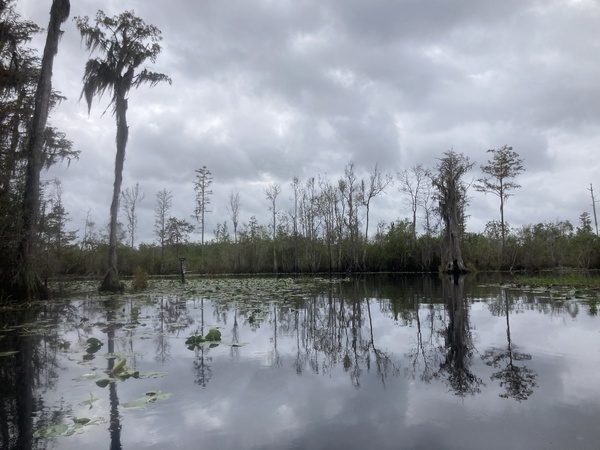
left=500, top=197, right=505, bottom=260
left=441, top=192, right=469, bottom=274
left=99, top=86, right=128, bottom=293
left=13, top=0, right=70, bottom=300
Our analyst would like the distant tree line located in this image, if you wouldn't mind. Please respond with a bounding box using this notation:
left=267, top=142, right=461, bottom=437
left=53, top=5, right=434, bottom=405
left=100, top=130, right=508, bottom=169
left=25, top=157, right=600, bottom=278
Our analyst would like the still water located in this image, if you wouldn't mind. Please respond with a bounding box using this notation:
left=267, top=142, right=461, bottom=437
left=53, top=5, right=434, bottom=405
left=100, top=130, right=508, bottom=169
left=1, top=274, right=599, bottom=449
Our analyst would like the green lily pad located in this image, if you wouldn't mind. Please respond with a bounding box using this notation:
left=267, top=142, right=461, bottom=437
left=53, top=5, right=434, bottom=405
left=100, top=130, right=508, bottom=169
left=33, top=423, right=69, bottom=438
left=139, top=371, right=169, bottom=379
left=122, top=390, right=172, bottom=410
left=95, top=378, right=111, bottom=388
left=79, top=393, right=100, bottom=409
left=112, top=357, right=127, bottom=374
left=0, top=351, right=19, bottom=357
left=86, top=337, right=103, bottom=354
left=74, top=372, right=99, bottom=382
left=72, top=417, right=92, bottom=425
left=205, top=328, right=221, bottom=341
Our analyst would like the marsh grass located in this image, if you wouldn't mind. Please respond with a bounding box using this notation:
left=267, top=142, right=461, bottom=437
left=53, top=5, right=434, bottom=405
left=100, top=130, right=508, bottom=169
left=516, top=272, right=600, bottom=288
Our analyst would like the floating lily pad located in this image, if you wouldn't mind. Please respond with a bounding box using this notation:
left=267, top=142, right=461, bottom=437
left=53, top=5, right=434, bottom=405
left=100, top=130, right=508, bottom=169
left=33, top=423, right=69, bottom=438
left=205, top=328, right=221, bottom=341
left=112, top=357, right=127, bottom=374
left=95, top=378, right=111, bottom=388
left=33, top=417, right=99, bottom=438
left=74, top=372, right=99, bottom=382
left=79, top=393, right=100, bottom=409
left=138, top=371, right=169, bottom=379
left=122, top=390, right=172, bottom=410
left=72, top=417, right=92, bottom=425
left=186, top=328, right=222, bottom=350
left=86, top=337, right=103, bottom=354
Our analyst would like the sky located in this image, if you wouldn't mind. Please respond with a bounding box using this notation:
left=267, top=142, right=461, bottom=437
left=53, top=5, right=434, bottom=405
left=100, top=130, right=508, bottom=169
left=14, top=0, right=600, bottom=245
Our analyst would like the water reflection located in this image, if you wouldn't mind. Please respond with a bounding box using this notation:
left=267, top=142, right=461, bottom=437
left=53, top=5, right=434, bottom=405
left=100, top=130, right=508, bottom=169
left=0, top=303, right=72, bottom=449
left=193, top=297, right=212, bottom=388
left=438, top=274, right=484, bottom=396
left=104, top=298, right=122, bottom=450
left=1, top=275, right=599, bottom=449
left=482, top=288, right=538, bottom=401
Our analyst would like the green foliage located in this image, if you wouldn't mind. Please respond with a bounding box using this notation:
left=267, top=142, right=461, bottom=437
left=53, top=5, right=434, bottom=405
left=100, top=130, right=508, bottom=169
left=132, top=266, right=149, bottom=291
left=185, top=328, right=221, bottom=350
left=515, top=272, right=600, bottom=288
left=205, top=328, right=221, bottom=341
left=85, top=337, right=103, bottom=354
left=122, top=390, right=172, bottom=410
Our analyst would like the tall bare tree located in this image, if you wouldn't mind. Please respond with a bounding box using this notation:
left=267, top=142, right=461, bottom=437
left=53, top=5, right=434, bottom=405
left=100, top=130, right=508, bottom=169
left=432, top=150, right=474, bottom=274
left=340, top=162, right=361, bottom=270
left=475, top=145, right=524, bottom=254
left=121, top=182, right=145, bottom=248
left=194, top=165, right=213, bottom=272
left=360, top=163, right=392, bottom=266
left=226, top=188, right=241, bottom=271
left=14, top=0, right=70, bottom=299
left=265, top=182, right=282, bottom=272
left=398, top=164, right=427, bottom=240
left=227, top=189, right=241, bottom=244
left=75, top=10, right=171, bottom=292
left=154, top=189, right=172, bottom=274
left=290, top=176, right=301, bottom=272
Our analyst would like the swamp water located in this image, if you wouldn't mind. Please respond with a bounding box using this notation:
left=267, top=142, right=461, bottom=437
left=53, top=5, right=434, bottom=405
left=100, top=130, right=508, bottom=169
left=1, top=274, right=600, bottom=450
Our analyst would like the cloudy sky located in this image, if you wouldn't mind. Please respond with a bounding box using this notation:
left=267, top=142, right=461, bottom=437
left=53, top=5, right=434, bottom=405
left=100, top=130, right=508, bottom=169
left=15, top=0, right=600, bottom=244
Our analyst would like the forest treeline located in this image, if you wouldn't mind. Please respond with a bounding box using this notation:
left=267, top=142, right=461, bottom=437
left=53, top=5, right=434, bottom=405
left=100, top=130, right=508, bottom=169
left=33, top=208, right=600, bottom=278
left=2, top=2, right=599, bottom=299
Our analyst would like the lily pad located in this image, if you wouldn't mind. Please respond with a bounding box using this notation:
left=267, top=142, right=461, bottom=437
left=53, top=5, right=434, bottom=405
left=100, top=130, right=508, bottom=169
left=122, top=390, right=172, bottom=410
left=95, top=378, right=111, bottom=388
left=74, top=372, right=99, bottom=382
left=72, top=417, right=92, bottom=425
left=205, top=328, right=221, bottom=341
left=138, top=371, right=169, bottom=379
left=33, top=423, right=69, bottom=438
left=85, top=337, right=103, bottom=354
left=112, top=357, right=127, bottom=374
left=0, top=351, right=19, bottom=357
left=79, top=393, right=100, bottom=409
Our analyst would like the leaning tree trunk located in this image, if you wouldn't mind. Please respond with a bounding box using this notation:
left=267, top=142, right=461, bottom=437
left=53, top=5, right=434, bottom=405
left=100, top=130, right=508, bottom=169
left=99, top=85, right=128, bottom=293
left=13, top=0, right=70, bottom=300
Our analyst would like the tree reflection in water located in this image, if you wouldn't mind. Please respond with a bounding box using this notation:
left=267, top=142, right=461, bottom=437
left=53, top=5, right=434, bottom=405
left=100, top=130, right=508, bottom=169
left=104, top=298, right=122, bottom=450
left=194, top=297, right=212, bottom=388
left=437, top=274, right=484, bottom=396
left=226, top=279, right=402, bottom=388
left=0, top=303, right=70, bottom=449
left=482, top=288, right=538, bottom=401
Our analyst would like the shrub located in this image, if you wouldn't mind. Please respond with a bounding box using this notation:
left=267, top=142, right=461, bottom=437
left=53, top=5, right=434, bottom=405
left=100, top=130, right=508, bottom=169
left=132, top=266, right=148, bottom=291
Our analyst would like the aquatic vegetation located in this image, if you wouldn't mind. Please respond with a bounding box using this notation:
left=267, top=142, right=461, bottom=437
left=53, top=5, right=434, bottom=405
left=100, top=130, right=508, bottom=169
left=79, top=393, right=100, bottom=410
left=85, top=337, right=103, bottom=354
left=122, top=390, right=172, bottom=410
left=186, top=328, right=222, bottom=350
left=33, top=417, right=99, bottom=438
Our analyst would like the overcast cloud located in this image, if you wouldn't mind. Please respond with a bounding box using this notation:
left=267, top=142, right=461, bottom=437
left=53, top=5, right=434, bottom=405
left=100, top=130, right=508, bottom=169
left=14, top=0, right=600, bottom=244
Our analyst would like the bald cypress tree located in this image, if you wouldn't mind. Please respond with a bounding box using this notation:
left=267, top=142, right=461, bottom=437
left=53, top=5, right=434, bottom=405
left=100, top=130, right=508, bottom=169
left=13, top=0, right=70, bottom=300
left=432, top=150, right=474, bottom=274
left=75, top=10, right=171, bottom=292
left=475, top=145, right=524, bottom=256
